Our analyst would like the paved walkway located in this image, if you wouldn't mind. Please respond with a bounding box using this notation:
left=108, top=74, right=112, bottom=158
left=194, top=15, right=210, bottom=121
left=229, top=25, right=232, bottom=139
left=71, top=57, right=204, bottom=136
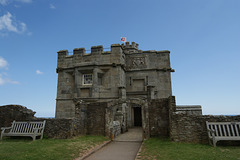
left=84, top=127, right=142, bottom=160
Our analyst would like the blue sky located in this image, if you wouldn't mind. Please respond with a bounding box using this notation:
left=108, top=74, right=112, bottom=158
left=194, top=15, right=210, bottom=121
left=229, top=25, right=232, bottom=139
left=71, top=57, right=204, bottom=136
left=0, top=0, right=239, bottom=117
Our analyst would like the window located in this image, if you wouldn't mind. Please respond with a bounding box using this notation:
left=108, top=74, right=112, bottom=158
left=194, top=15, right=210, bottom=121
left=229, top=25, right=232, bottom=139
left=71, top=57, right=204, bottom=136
left=83, top=74, right=93, bottom=85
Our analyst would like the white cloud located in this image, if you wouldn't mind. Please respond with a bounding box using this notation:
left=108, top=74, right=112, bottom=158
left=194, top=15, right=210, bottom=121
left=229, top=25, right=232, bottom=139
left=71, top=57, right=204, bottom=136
left=36, top=70, right=43, bottom=75
left=0, top=12, right=27, bottom=34
left=50, top=4, right=56, bottom=9
left=0, top=74, right=19, bottom=85
left=0, top=57, right=19, bottom=85
left=15, top=0, right=32, bottom=3
left=20, top=22, right=26, bottom=32
left=0, top=57, right=8, bottom=69
left=1, top=0, right=32, bottom=6
left=0, top=0, right=8, bottom=5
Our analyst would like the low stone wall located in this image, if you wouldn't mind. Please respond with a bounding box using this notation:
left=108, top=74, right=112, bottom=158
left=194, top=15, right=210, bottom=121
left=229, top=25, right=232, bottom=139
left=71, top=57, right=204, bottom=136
left=0, top=105, right=83, bottom=139
left=0, top=103, right=108, bottom=139
left=170, top=112, right=240, bottom=144
left=38, top=118, right=75, bottom=139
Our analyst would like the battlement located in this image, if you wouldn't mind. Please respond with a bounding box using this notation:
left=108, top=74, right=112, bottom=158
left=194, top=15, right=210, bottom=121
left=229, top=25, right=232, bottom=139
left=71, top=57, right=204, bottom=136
left=73, top=45, right=104, bottom=55
left=122, top=41, right=139, bottom=50
left=57, top=43, right=123, bottom=57
left=57, top=42, right=143, bottom=57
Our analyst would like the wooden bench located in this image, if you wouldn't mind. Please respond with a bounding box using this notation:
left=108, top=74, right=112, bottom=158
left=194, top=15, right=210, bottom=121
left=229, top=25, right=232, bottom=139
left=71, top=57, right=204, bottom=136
left=1, top=120, right=46, bottom=141
left=206, top=121, right=240, bottom=147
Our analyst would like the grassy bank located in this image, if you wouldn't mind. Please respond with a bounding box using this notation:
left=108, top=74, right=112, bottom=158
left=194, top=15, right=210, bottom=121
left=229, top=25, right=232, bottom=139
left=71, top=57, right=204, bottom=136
left=0, top=136, right=108, bottom=160
left=137, top=138, right=240, bottom=160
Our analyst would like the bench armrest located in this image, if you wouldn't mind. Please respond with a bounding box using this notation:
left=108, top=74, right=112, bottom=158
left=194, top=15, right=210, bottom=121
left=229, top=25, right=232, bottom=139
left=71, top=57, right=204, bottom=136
left=1, top=127, right=12, bottom=130
left=1, top=127, right=12, bottom=133
left=33, top=127, right=44, bottom=133
left=207, top=129, right=216, bottom=136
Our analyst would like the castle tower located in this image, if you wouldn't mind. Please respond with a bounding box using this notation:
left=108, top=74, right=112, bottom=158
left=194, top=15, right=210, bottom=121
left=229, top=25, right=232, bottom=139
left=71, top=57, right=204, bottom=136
left=55, top=42, right=174, bottom=121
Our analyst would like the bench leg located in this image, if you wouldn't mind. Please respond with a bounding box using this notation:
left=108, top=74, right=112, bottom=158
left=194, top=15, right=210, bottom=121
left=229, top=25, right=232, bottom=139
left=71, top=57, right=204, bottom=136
left=213, top=138, right=217, bottom=147
left=212, top=134, right=217, bottom=147
left=31, top=135, right=36, bottom=141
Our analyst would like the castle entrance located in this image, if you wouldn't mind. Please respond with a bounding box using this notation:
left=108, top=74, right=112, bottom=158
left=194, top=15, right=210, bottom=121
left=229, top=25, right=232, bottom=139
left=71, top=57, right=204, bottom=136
left=133, top=107, right=142, bottom=126
left=126, top=99, right=149, bottom=139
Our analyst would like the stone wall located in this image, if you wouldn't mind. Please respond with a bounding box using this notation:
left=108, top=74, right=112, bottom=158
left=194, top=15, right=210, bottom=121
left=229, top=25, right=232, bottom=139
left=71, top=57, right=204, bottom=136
left=40, top=118, right=75, bottom=139
left=86, top=103, right=106, bottom=135
left=148, top=99, right=170, bottom=137
left=170, top=112, right=240, bottom=144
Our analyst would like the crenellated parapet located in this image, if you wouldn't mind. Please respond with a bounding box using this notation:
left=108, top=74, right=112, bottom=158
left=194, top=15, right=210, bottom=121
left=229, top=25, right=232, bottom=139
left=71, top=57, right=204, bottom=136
left=57, top=43, right=125, bottom=70
left=57, top=44, right=123, bottom=57
left=56, top=42, right=171, bottom=70
left=57, top=42, right=142, bottom=58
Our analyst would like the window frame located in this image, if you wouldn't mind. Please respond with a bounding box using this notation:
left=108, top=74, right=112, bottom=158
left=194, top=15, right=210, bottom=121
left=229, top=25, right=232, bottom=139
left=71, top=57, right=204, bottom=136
left=83, top=74, right=93, bottom=85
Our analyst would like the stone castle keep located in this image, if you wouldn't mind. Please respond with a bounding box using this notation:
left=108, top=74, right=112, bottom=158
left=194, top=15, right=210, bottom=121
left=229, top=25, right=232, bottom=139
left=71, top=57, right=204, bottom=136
left=56, top=42, right=173, bottom=118
left=55, top=41, right=199, bottom=138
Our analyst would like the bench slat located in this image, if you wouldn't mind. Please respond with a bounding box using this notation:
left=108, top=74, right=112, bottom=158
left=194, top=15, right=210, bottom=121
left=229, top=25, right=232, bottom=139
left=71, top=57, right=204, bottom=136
left=214, top=125, right=219, bottom=136
left=231, top=125, right=235, bottom=136
left=211, top=124, right=214, bottom=136
left=33, top=123, right=37, bottom=132
left=18, top=123, right=23, bottom=133
left=223, top=124, right=227, bottom=136
left=24, top=123, right=28, bottom=133
left=235, top=124, right=239, bottom=136
left=21, top=123, right=25, bottom=133
left=15, top=123, right=21, bottom=133
left=29, top=123, right=33, bottom=133
left=26, top=123, right=30, bottom=133
left=237, top=124, right=240, bottom=136
left=12, top=123, right=17, bottom=133
left=234, top=124, right=239, bottom=136
left=218, top=124, right=223, bottom=136
left=227, top=124, right=231, bottom=136
left=17, top=123, right=23, bottom=133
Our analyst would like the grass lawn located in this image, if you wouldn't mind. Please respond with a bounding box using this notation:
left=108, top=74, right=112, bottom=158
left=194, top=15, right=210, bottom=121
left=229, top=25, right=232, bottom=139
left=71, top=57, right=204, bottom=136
left=0, top=136, right=109, bottom=160
left=137, top=138, right=240, bottom=160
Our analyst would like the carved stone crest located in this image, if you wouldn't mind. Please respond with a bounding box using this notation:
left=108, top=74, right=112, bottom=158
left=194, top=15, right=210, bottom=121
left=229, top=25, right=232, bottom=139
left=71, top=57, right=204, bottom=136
left=130, top=57, right=146, bottom=68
